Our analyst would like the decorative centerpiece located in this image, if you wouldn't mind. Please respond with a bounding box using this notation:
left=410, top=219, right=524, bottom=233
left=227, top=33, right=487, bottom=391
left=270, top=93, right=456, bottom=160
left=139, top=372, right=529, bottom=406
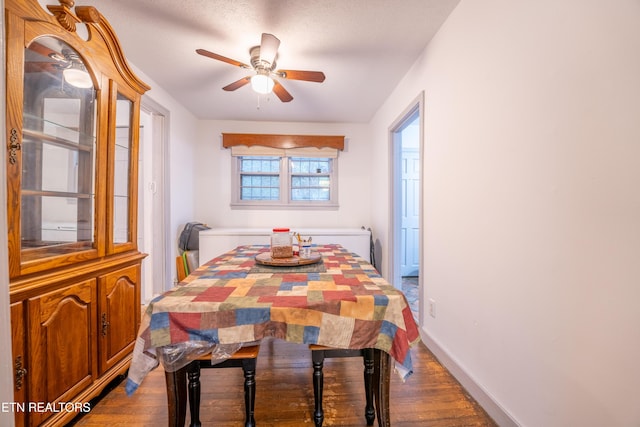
left=255, top=229, right=321, bottom=266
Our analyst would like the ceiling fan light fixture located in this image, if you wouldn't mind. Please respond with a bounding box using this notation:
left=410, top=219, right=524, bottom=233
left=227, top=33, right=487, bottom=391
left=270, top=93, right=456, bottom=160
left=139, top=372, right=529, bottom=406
left=196, top=32, right=323, bottom=103
left=250, top=73, right=274, bottom=94
left=63, top=66, right=92, bottom=88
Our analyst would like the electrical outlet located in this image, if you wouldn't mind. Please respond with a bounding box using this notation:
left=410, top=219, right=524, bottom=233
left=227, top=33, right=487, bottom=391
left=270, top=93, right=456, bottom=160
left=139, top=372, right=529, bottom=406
left=428, top=298, right=436, bottom=318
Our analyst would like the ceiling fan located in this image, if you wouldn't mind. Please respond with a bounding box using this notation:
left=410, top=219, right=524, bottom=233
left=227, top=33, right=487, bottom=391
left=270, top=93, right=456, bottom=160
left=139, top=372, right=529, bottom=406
left=25, top=40, right=93, bottom=88
left=196, top=33, right=325, bottom=102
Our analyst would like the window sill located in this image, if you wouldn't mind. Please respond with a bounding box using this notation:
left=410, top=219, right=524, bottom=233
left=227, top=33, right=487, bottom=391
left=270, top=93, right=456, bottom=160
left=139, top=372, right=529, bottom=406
left=230, top=202, right=339, bottom=211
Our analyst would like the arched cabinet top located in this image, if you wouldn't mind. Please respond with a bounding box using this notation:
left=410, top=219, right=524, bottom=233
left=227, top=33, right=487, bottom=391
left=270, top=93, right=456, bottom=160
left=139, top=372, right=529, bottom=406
left=8, top=0, right=150, bottom=94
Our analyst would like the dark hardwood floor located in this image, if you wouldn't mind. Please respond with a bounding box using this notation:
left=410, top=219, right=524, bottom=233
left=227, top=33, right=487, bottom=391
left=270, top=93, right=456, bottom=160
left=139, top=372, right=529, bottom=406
left=71, top=337, right=495, bottom=426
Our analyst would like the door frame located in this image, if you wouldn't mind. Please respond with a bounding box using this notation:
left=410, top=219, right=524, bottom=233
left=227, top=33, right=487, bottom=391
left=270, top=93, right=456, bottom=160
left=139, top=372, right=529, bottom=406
left=140, top=96, right=171, bottom=302
left=388, top=92, right=424, bottom=319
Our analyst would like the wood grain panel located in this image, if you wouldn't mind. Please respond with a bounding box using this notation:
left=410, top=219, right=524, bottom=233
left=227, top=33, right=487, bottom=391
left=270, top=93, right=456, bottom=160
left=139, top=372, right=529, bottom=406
left=223, top=133, right=345, bottom=150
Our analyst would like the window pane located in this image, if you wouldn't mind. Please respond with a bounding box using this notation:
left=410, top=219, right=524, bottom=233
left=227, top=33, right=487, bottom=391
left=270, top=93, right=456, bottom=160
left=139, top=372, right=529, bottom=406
left=289, top=157, right=332, bottom=202
left=238, top=156, right=280, bottom=201
left=290, top=157, right=331, bottom=174
left=240, top=156, right=279, bottom=173
left=240, top=173, right=279, bottom=200
left=291, top=175, right=330, bottom=201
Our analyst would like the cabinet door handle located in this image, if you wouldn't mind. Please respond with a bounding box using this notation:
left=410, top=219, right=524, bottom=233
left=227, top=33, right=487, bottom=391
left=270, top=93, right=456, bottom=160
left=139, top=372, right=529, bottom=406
left=101, top=313, right=110, bottom=336
left=8, top=128, right=21, bottom=165
left=15, top=355, right=27, bottom=391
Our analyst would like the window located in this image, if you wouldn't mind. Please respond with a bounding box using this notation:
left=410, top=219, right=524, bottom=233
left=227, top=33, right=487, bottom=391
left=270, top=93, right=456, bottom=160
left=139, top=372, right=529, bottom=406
left=290, top=157, right=331, bottom=202
left=232, top=155, right=338, bottom=209
left=223, top=133, right=344, bottom=209
left=239, top=156, right=280, bottom=201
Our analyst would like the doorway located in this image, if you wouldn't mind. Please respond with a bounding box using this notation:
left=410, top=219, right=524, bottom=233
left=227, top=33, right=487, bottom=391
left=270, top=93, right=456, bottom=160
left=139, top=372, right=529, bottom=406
left=390, top=93, right=423, bottom=320
left=138, top=98, right=171, bottom=303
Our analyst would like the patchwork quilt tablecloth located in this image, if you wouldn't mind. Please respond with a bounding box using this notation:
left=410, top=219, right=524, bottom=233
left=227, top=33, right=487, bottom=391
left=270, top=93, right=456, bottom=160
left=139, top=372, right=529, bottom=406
left=126, top=244, right=420, bottom=395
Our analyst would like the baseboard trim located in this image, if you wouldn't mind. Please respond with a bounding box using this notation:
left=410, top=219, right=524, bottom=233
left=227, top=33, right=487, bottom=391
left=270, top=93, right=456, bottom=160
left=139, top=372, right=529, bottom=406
left=419, top=328, right=520, bottom=427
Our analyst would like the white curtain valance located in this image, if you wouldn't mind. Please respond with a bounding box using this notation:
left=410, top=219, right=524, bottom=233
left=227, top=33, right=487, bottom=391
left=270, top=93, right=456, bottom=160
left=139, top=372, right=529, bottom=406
left=286, top=147, right=339, bottom=158
left=230, top=145, right=285, bottom=157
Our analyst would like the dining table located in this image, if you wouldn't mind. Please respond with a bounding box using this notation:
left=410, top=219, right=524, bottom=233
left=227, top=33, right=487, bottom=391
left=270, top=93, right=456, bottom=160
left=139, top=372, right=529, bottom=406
left=125, top=244, right=420, bottom=426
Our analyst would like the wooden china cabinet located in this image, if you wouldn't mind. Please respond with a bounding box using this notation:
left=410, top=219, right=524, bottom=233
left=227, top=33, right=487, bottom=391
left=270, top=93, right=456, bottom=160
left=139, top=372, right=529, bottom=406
left=5, top=0, right=149, bottom=425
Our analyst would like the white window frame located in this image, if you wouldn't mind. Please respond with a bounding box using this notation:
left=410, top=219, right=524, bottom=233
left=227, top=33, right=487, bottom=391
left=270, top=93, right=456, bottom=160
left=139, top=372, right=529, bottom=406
left=231, top=154, right=339, bottom=210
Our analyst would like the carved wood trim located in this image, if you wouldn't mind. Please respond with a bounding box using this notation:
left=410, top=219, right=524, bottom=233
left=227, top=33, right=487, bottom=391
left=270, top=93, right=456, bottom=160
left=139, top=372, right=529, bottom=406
left=222, top=133, right=345, bottom=150
left=46, top=0, right=79, bottom=32
left=76, top=7, right=151, bottom=93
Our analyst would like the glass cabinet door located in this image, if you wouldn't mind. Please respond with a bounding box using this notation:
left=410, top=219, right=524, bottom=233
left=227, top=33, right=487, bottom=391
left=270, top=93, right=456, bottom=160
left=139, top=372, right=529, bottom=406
left=20, top=36, right=97, bottom=264
left=112, top=93, right=134, bottom=246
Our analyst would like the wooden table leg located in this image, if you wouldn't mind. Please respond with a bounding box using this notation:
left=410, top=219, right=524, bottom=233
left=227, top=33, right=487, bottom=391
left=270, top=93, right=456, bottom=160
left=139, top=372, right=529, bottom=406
left=363, top=348, right=375, bottom=425
left=165, top=365, right=188, bottom=427
left=241, top=357, right=257, bottom=427
left=187, top=362, right=202, bottom=427
left=311, top=350, right=325, bottom=427
left=373, top=350, right=391, bottom=427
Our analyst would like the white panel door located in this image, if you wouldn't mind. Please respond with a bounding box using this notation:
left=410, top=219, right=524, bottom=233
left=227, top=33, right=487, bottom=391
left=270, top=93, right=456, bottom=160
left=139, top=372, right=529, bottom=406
left=401, top=148, right=420, bottom=276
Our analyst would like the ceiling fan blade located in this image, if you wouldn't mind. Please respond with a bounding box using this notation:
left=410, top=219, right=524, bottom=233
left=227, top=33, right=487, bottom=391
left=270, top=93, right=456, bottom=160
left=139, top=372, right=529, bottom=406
left=24, top=62, right=58, bottom=73
left=277, top=69, right=326, bottom=83
left=260, top=33, right=280, bottom=65
left=196, top=49, right=250, bottom=69
left=222, top=76, right=251, bottom=91
left=272, top=80, right=293, bottom=102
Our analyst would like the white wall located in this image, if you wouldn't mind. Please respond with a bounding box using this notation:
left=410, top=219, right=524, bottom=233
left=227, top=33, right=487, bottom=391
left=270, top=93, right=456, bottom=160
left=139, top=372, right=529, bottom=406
left=194, top=120, right=373, bottom=230
left=369, top=1, right=640, bottom=426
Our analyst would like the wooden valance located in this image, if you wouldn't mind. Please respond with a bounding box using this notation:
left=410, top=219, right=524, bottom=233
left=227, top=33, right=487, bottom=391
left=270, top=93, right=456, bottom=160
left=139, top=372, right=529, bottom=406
left=222, top=133, right=345, bottom=150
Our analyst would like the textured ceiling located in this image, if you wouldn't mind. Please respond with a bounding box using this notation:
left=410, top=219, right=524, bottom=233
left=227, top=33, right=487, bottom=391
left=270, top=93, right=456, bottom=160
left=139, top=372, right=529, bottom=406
left=71, top=0, right=460, bottom=123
